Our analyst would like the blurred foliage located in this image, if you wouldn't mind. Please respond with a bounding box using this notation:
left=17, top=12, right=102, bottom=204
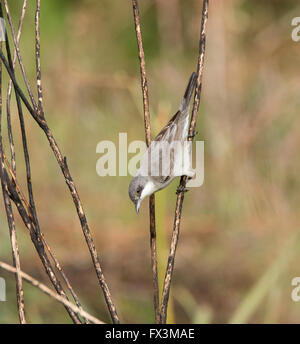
left=1, top=0, right=300, bottom=324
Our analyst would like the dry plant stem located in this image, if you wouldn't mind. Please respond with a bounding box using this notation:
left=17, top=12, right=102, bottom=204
left=132, top=0, right=159, bottom=324
left=41, top=234, right=89, bottom=324
left=0, top=91, right=81, bottom=325
left=4, top=34, right=42, bottom=240
left=1, top=154, right=84, bottom=323
left=1, top=1, right=118, bottom=323
left=159, top=0, right=209, bottom=324
left=0, top=261, right=104, bottom=324
left=0, top=176, right=26, bottom=323
left=0, top=55, right=26, bottom=324
left=3, top=0, right=37, bottom=109
left=5, top=0, right=27, bottom=174
left=35, top=0, right=43, bottom=114
left=2, top=173, right=82, bottom=324
left=3, top=1, right=41, bottom=239
left=3, top=152, right=35, bottom=214
left=0, top=51, right=120, bottom=325
left=3, top=150, right=81, bottom=315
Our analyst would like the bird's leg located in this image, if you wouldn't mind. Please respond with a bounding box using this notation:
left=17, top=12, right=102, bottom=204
left=185, top=170, right=195, bottom=180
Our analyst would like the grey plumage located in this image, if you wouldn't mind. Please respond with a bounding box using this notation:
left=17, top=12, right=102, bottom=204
left=129, top=72, right=197, bottom=213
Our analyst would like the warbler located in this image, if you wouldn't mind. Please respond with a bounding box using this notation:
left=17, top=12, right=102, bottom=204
left=129, top=72, right=197, bottom=213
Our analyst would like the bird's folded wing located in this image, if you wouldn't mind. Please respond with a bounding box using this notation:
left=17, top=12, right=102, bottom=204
left=137, top=110, right=189, bottom=183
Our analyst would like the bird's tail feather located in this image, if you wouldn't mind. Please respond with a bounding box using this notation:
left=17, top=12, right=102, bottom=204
left=179, top=72, right=197, bottom=113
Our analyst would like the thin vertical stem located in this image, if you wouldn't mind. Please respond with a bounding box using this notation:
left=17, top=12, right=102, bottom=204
left=5, top=0, right=27, bottom=174
left=3, top=0, right=37, bottom=110
left=2, top=152, right=82, bottom=323
left=35, top=0, right=43, bottom=115
left=0, top=50, right=120, bottom=325
left=0, top=1, right=119, bottom=324
left=131, top=0, right=159, bottom=324
left=159, top=0, right=210, bottom=324
left=4, top=30, right=42, bottom=238
left=4, top=171, right=82, bottom=324
left=0, top=36, right=26, bottom=324
left=0, top=173, right=26, bottom=323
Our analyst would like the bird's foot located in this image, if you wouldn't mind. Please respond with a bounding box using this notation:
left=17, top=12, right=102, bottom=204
left=188, top=131, right=198, bottom=140
left=176, top=184, right=189, bottom=194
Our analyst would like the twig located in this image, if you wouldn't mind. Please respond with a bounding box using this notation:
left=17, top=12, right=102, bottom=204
left=34, top=0, right=43, bottom=115
left=2, top=152, right=30, bottom=212
left=1, top=151, right=84, bottom=323
left=4, top=1, right=41, bottom=242
left=159, top=0, right=209, bottom=324
left=0, top=261, right=104, bottom=324
left=0, top=174, right=26, bottom=323
left=131, top=0, right=159, bottom=324
left=5, top=0, right=27, bottom=174
left=1, top=0, right=118, bottom=324
left=3, top=171, right=82, bottom=323
left=3, top=0, right=37, bottom=110
left=41, top=234, right=89, bottom=324
left=0, top=4, right=83, bottom=323
left=0, top=42, right=26, bottom=324
left=0, top=34, right=120, bottom=325
left=3, top=21, right=42, bottom=240
left=3, top=150, right=87, bottom=323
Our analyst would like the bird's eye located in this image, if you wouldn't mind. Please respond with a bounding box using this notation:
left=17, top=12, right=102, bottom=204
left=137, top=187, right=142, bottom=195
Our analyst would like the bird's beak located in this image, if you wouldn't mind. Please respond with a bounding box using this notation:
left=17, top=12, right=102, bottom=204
left=135, top=199, right=141, bottom=214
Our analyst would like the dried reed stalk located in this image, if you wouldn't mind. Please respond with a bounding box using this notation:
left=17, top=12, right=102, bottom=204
left=131, top=0, right=159, bottom=324
left=0, top=48, right=26, bottom=323
left=0, top=0, right=119, bottom=324
left=159, top=0, right=210, bottom=324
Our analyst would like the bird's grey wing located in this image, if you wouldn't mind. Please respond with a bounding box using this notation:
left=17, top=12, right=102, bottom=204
left=149, top=110, right=188, bottom=184
left=137, top=111, right=181, bottom=184
left=137, top=72, right=197, bottom=185
left=154, top=71, right=197, bottom=143
left=154, top=110, right=185, bottom=143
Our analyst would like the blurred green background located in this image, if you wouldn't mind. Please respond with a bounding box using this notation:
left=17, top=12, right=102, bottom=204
left=1, top=0, right=300, bottom=323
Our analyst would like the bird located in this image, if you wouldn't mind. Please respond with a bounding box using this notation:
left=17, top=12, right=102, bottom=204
left=129, top=72, right=197, bottom=213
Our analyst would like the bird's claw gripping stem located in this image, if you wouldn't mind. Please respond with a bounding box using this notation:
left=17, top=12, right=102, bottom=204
left=176, top=185, right=189, bottom=195
left=188, top=131, right=198, bottom=140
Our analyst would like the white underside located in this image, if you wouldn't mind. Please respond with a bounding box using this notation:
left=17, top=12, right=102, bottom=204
left=140, top=180, right=157, bottom=200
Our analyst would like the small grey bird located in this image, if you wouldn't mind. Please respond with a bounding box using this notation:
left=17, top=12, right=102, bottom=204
left=129, top=72, right=197, bottom=213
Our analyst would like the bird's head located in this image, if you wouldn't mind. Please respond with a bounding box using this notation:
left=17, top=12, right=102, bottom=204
left=128, top=176, right=154, bottom=214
